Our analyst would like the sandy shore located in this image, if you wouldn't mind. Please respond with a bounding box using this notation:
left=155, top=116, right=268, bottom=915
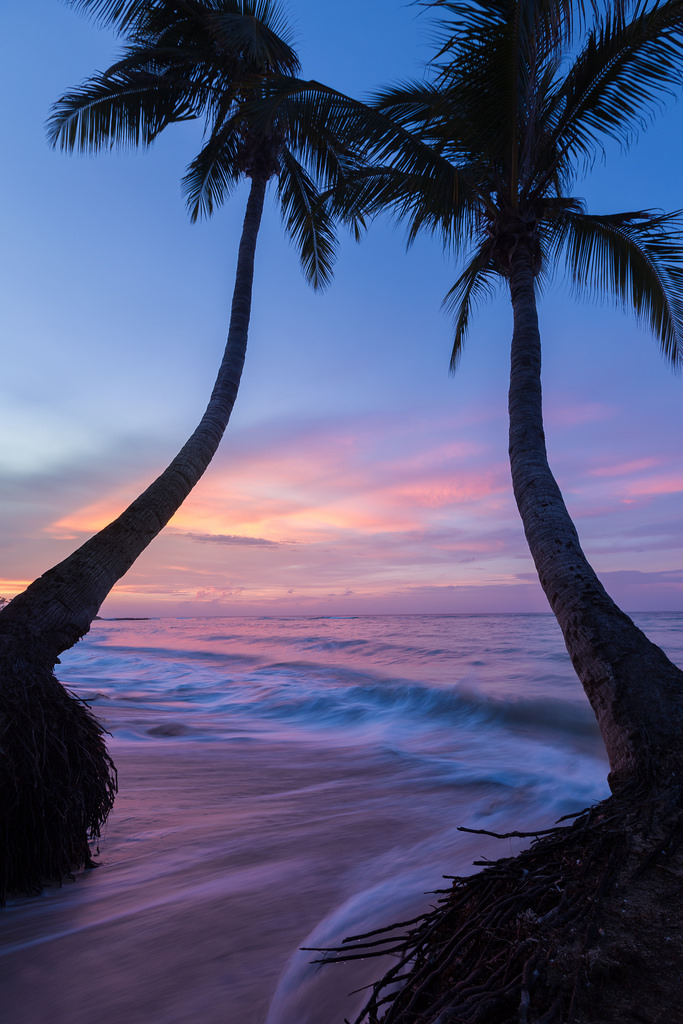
left=2, top=736, right=484, bottom=1024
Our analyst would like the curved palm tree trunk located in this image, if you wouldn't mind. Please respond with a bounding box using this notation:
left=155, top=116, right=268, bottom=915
left=507, top=245, right=683, bottom=790
left=0, top=171, right=267, bottom=898
left=0, top=170, right=267, bottom=664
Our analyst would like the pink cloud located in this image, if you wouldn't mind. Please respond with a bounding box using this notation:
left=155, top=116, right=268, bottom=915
left=15, top=401, right=683, bottom=617
left=392, top=470, right=506, bottom=509
left=150, top=411, right=512, bottom=543
left=588, top=457, right=662, bottom=479
left=545, top=400, right=615, bottom=428
left=620, top=475, right=683, bottom=499
left=572, top=472, right=683, bottom=509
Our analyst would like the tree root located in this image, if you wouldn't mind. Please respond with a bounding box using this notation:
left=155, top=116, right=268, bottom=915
left=313, top=788, right=683, bottom=1024
left=0, top=658, right=117, bottom=902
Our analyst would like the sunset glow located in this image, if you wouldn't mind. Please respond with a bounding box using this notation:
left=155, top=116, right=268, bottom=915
left=2, top=1, right=683, bottom=617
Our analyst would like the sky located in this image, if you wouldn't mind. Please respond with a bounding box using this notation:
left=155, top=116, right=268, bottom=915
left=2, top=0, right=683, bottom=618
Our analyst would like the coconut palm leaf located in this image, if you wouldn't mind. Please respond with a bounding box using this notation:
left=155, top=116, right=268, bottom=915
left=277, top=149, right=337, bottom=289
left=429, top=1, right=590, bottom=174
left=244, top=78, right=363, bottom=189
left=442, top=239, right=500, bottom=369
left=68, top=0, right=155, bottom=30
left=370, top=81, right=454, bottom=137
left=47, top=68, right=191, bottom=151
left=553, top=208, right=683, bottom=364
left=202, top=6, right=300, bottom=72
left=370, top=80, right=488, bottom=170
left=259, top=75, right=475, bottom=192
left=431, top=0, right=585, bottom=55
left=544, top=0, right=683, bottom=175
left=243, top=77, right=376, bottom=176
left=69, top=0, right=300, bottom=70
left=181, top=121, right=244, bottom=219
left=326, top=159, right=481, bottom=257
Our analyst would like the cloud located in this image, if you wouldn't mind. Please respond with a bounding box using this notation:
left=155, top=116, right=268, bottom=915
left=184, top=532, right=284, bottom=548
left=0, top=578, right=33, bottom=598
left=159, top=408, right=512, bottom=546
left=544, top=400, right=615, bottom=428
left=619, top=474, right=683, bottom=500
left=588, top=457, right=661, bottom=479
left=601, top=569, right=683, bottom=586
left=6, top=398, right=683, bottom=617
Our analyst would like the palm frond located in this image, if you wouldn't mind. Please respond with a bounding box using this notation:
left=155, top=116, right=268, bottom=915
left=47, top=68, right=192, bottom=151
left=204, top=8, right=300, bottom=75
left=236, top=73, right=483, bottom=231
left=242, top=0, right=297, bottom=47
left=57, top=2, right=356, bottom=294
left=65, top=0, right=157, bottom=30
left=274, top=80, right=491, bottom=233
left=325, top=166, right=396, bottom=234
left=244, top=78, right=379, bottom=164
left=547, top=0, right=683, bottom=176
left=67, top=0, right=299, bottom=66
left=403, top=163, right=482, bottom=249
left=371, top=80, right=449, bottom=130
left=267, top=78, right=452, bottom=182
left=326, top=159, right=482, bottom=259
left=442, top=239, right=500, bottom=369
left=181, top=123, right=243, bottom=219
left=277, top=149, right=337, bottom=289
left=429, top=0, right=584, bottom=57
left=552, top=208, right=683, bottom=365
left=371, top=78, right=493, bottom=166
left=245, top=77, right=365, bottom=188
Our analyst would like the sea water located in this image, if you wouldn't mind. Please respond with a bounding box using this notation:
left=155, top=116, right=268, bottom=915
left=2, top=613, right=682, bottom=1024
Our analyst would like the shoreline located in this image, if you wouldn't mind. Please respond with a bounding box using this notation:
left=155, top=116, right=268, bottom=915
left=2, top=736, right=560, bottom=1024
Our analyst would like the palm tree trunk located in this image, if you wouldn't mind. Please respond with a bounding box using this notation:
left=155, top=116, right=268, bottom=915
left=0, top=170, right=267, bottom=898
left=0, top=170, right=267, bottom=664
left=507, top=245, right=683, bottom=790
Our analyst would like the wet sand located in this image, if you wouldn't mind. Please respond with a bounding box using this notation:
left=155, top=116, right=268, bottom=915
left=1, top=738, right=515, bottom=1024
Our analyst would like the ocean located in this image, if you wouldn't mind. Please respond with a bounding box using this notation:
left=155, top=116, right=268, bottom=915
left=2, top=612, right=682, bottom=1024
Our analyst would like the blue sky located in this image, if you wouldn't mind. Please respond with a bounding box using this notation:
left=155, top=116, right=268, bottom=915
left=2, top=0, right=683, bottom=616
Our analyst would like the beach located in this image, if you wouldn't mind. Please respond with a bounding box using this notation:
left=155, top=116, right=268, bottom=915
left=3, top=612, right=673, bottom=1024
left=5, top=738, right=500, bottom=1024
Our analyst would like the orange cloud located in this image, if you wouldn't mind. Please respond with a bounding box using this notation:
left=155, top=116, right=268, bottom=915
left=46, top=490, right=142, bottom=536
left=44, top=411, right=509, bottom=551
left=0, top=579, right=33, bottom=598
left=47, top=403, right=679, bottom=619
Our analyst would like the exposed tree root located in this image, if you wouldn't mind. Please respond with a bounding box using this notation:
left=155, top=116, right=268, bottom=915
left=315, top=787, right=683, bottom=1024
left=0, top=658, right=117, bottom=902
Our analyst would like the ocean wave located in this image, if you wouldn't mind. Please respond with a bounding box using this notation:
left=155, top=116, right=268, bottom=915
left=65, top=644, right=600, bottom=759
left=59, top=617, right=613, bottom=814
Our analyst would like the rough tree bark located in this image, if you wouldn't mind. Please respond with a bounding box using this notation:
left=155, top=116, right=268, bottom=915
left=507, top=242, right=683, bottom=790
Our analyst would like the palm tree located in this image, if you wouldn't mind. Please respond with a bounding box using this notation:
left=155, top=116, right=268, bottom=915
left=0, top=0, right=349, bottom=898
left=292, top=6, right=683, bottom=1020
left=313, top=0, right=683, bottom=792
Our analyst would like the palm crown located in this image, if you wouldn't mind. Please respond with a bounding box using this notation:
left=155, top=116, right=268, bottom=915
left=49, top=0, right=346, bottom=287
left=325, top=0, right=683, bottom=366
